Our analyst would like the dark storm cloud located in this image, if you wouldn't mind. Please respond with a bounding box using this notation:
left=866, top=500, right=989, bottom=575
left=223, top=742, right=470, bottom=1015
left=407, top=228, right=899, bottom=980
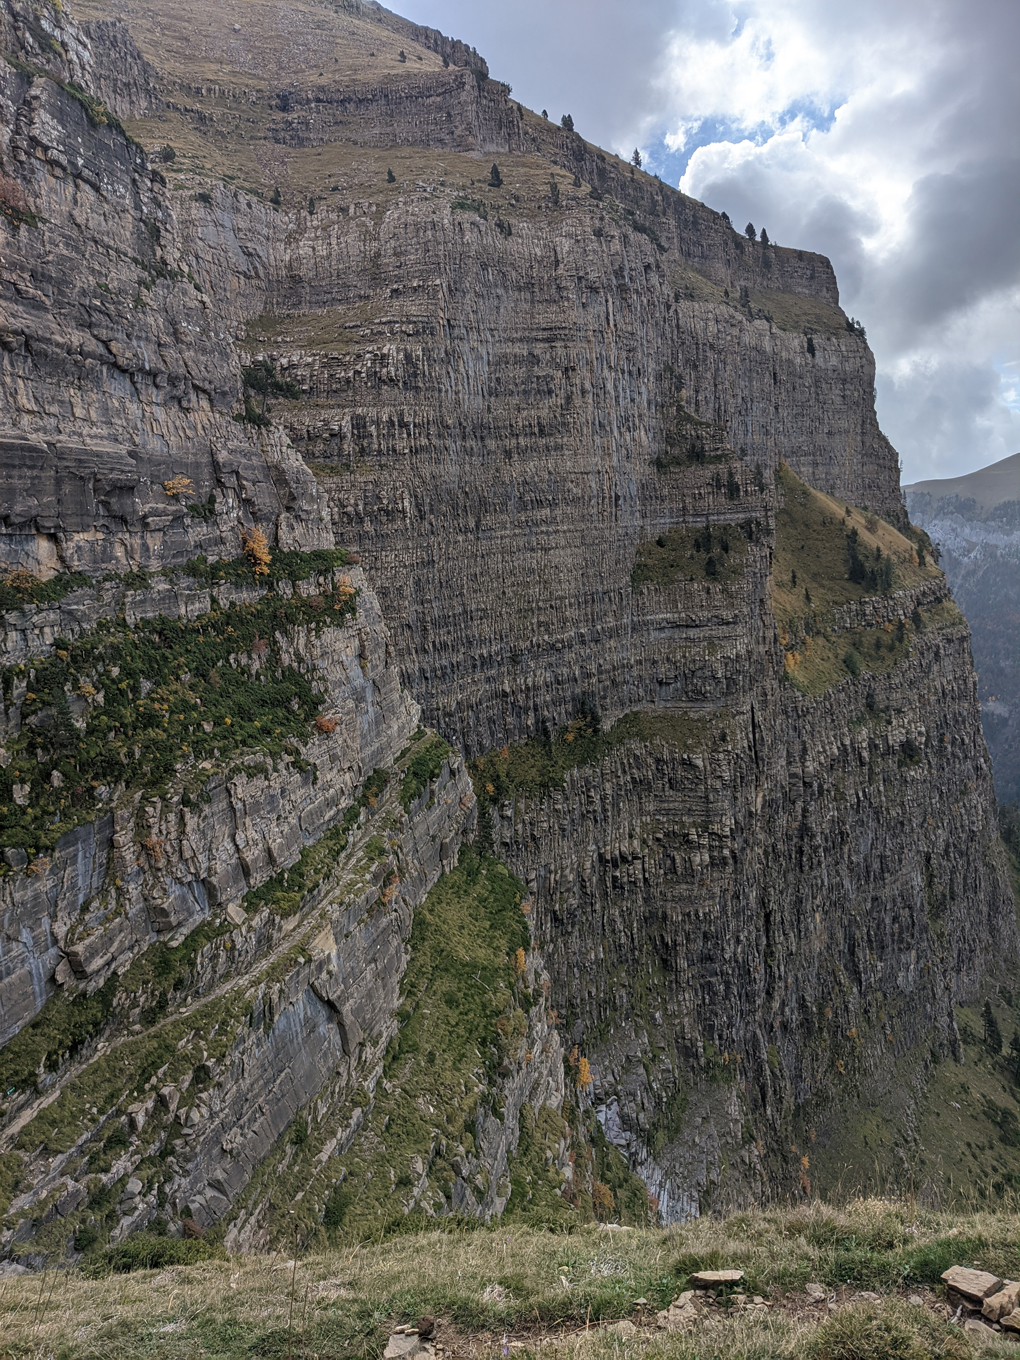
left=883, top=158, right=1020, bottom=337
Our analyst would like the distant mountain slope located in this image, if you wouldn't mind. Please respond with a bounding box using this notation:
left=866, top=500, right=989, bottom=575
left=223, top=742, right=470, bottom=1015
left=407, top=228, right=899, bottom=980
left=906, top=454, right=1020, bottom=804
left=907, top=452, right=1020, bottom=514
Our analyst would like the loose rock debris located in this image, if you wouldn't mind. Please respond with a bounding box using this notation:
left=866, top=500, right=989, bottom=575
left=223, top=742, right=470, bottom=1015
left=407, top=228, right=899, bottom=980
left=942, top=1265, right=1020, bottom=1336
left=380, top=1262, right=1020, bottom=1358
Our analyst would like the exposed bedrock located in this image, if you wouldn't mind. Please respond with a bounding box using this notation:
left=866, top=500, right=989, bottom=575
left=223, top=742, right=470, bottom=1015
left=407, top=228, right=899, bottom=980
left=488, top=582, right=1013, bottom=1217
left=0, top=564, right=416, bottom=1047
left=0, top=0, right=1013, bottom=1247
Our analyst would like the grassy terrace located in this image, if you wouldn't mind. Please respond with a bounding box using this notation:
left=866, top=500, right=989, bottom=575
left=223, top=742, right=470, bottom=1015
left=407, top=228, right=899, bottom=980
left=772, top=465, right=950, bottom=695
left=471, top=709, right=722, bottom=814
left=1, top=1199, right=1017, bottom=1357
left=0, top=550, right=354, bottom=859
left=632, top=521, right=753, bottom=589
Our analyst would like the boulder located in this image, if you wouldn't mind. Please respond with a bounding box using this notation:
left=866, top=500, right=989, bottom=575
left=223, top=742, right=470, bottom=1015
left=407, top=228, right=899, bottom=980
left=941, top=1266, right=1004, bottom=1302
left=1002, top=1310, right=1020, bottom=1333
left=984, top=1282, right=1020, bottom=1321
left=963, top=1317, right=997, bottom=1337
left=383, top=1336, right=425, bottom=1360
left=655, top=1305, right=695, bottom=1333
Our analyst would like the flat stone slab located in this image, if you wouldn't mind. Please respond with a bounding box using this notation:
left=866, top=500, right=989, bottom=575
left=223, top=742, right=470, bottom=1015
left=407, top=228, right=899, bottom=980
left=383, top=1336, right=424, bottom=1360
left=690, top=1270, right=744, bottom=1288
left=941, top=1266, right=1004, bottom=1301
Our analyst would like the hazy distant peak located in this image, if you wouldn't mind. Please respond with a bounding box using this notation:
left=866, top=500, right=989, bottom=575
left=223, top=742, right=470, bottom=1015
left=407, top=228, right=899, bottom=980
left=904, top=451, right=1020, bottom=515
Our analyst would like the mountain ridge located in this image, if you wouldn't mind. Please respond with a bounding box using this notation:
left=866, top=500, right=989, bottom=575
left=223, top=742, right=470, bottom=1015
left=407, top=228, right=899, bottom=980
left=0, top=0, right=1013, bottom=1263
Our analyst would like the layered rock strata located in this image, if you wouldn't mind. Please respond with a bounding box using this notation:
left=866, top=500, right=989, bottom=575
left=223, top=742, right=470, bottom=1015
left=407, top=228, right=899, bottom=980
left=1, top=745, right=480, bottom=1258
left=487, top=581, right=1008, bottom=1214
left=0, top=561, right=415, bottom=1046
left=0, top=0, right=1013, bottom=1248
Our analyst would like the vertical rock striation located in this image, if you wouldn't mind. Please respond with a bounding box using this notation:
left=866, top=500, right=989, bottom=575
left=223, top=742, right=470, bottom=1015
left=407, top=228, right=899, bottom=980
left=0, top=0, right=1013, bottom=1251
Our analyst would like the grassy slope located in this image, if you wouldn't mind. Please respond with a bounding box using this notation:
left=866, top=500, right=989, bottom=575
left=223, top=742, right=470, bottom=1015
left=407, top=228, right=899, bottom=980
left=802, top=997, right=1020, bottom=1212
left=69, top=0, right=848, bottom=334
left=302, top=848, right=649, bottom=1243
left=6, top=1199, right=1020, bottom=1357
left=0, top=549, right=352, bottom=859
left=772, top=464, right=951, bottom=694
left=471, top=709, right=723, bottom=813
left=276, top=849, right=536, bottom=1240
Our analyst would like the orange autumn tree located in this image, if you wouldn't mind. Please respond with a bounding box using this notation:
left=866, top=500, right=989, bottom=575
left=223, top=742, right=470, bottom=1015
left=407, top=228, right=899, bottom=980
left=241, top=525, right=272, bottom=575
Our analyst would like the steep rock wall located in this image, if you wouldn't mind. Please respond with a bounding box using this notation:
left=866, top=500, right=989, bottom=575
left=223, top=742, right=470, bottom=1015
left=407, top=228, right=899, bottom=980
left=0, top=0, right=1013, bottom=1245
left=1, top=750, right=481, bottom=1259
left=0, top=562, right=415, bottom=1047
left=0, top=6, right=325, bottom=575
left=485, top=567, right=1012, bottom=1215
left=247, top=206, right=889, bottom=746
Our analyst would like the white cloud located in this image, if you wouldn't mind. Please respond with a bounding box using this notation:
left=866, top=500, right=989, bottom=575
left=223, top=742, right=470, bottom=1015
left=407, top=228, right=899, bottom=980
left=396, top=0, right=1020, bottom=480
left=670, top=0, right=1020, bottom=480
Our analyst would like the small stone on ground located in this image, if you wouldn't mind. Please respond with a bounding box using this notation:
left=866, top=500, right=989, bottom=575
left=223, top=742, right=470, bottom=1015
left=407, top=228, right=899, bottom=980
left=690, top=1269, right=744, bottom=1287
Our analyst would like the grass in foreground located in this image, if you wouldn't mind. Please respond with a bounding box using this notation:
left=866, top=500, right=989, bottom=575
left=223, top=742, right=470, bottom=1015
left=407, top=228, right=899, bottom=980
left=3, top=1199, right=1020, bottom=1358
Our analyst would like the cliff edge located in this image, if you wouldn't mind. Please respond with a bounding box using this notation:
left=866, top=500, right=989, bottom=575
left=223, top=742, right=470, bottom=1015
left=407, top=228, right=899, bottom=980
left=0, top=0, right=1014, bottom=1259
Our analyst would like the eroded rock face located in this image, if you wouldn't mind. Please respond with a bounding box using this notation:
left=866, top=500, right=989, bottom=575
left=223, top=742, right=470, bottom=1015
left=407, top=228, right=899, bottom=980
left=0, top=564, right=416, bottom=1046
left=0, top=0, right=1013, bottom=1250
left=0, top=3, right=326, bottom=575
left=490, top=580, right=1009, bottom=1214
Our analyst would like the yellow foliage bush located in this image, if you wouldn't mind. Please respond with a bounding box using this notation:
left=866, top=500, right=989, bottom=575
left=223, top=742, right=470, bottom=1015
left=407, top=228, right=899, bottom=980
left=592, top=1179, right=614, bottom=1218
left=162, top=475, right=194, bottom=497
left=240, top=526, right=272, bottom=575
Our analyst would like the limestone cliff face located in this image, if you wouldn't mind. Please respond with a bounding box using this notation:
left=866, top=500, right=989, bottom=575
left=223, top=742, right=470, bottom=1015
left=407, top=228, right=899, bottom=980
left=0, top=563, right=416, bottom=1046
left=0, top=0, right=326, bottom=575
left=0, top=0, right=1013, bottom=1255
left=488, top=577, right=1008, bottom=1214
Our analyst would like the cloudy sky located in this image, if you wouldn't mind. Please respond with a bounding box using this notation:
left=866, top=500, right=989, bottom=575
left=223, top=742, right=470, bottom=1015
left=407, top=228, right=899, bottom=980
left=397, top=0, right=1020, bottom=484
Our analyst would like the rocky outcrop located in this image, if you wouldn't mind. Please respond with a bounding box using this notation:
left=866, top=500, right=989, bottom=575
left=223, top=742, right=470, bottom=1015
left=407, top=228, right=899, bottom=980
left=1, top=747, right=479, bottom=1259
left=0, top=562, right=416, bottom=1047
left=483, top=572, right=1011, bottom=1213
left=0, top=0, right=1013, bottom=1252
left=0, top=3, right=325, bottom=575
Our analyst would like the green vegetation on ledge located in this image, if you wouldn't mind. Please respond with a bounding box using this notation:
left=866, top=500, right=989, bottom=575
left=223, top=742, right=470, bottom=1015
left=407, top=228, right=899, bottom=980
left=632, top=520, right=755, bottom=589
left=472, top=707, right=721, bottom=810
left=324, top=848, right=534, bottom=1238
left=0, top=555, right=357, bottom=858
left=773, top=464, right=949, bottom=694
left=400, top=735, right=453, bottom=810
left=0, top=566, right=91, bottom=613
left=243, top=766, right=390, bottom=917
left=178, top=546, right=348, bottom=588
